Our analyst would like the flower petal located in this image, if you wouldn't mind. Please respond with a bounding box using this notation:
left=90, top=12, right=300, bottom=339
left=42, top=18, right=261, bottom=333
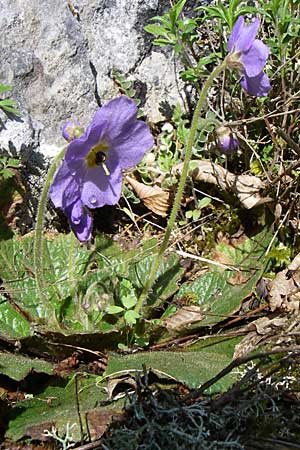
left=234, top=17, right=260, bottom=53
left=65, top=199, right=92, bottom=242
left=108, top=121, right=154, bottom=169
left=240, top=71, right=272, bottom=97
left=241, top=40, right=269, bottom=77
left=93, top=96, right=139, bottom=140
left=217, top=135, right=239, bottom=154
left=81, top=166, right=123, bottom=208
left=49, top=159, right=81, bottom=209
left=228, top=16, right=244, bottom=52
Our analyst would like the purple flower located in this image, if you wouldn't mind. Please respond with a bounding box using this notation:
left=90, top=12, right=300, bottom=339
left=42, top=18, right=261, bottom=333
left=226, top=16, right=271, bottom=97
left=50, top=96, right=154, bottom=241
left=215, top=125, right=239, bottom=154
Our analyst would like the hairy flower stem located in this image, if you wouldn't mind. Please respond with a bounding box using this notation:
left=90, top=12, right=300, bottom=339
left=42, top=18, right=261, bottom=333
left=135, top=61, right=227, bottom=315
left=33, top=147, right=66, bottom=316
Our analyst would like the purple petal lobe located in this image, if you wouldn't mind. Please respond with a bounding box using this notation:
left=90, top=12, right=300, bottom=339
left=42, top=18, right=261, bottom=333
left=109, top=121, right=154, bottom=169
left=93, top=96, right=138, bottom=140
left=49, top=159, right=80, bottom=209
left=241, top=40, right=269, bottom=77
left=65, top=200, right=92, bottom=242
left=81, top=167, right=123, bottom=208
left=234, top=18, right=260, bottom=53
left=240, top=71, right=272, bottom=97
left=228, top=16, right=244, bottom=52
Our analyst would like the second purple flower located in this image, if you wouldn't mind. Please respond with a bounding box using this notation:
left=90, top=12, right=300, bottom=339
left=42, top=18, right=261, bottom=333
left=226, top=16, right=271, bottom=97
left=49, top=96, right=154, bottom=241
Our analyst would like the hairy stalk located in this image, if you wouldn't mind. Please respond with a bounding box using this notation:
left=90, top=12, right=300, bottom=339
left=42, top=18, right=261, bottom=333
left=33, top=147, right=66, bottom=315
left=68, top=232, right=76, bottom=292
left=135, top=61, right=227, bottom=314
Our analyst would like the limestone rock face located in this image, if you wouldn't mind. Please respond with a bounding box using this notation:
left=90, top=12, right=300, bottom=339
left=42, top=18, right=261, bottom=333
left=0, top=0, right=186, bottom=157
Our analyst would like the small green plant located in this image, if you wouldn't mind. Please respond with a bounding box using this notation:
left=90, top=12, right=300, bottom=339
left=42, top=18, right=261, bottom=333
left=0, top=155, right=20, bottom=180
left=111, top=69, right=144, bottom=117
left=198, top=0, right=257, bottom=30
left=106, top=278, right=140, bottom=326
left=0, top=84, right=20, bottom=116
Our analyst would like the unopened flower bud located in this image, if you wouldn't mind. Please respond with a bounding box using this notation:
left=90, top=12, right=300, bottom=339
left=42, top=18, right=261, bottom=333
left=215, top=126, right=239, bottom=154
left=62, top=121, right=84, bottom=142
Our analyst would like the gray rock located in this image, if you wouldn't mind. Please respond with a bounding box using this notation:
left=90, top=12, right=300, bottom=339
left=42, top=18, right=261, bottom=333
left=0, top=0, right=97, bottom=157
left=0, top=0, right=183, bottom=159
left=135, top=51, right=185, bottom=123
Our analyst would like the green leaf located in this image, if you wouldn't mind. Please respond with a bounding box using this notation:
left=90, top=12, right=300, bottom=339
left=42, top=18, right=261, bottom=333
left=0, top=98, right=21, bottom=116
left=174, top=228, right=273, bottom=327
left=7, top=157, right=20, bottom=168
left=0, top=351, right=53, bottom=381
left=198, top=197, right=211, bottom=209
left=121, top=295, right=137, bottom=310
left=107, top=335, right=241, bottom=392
left=0, top=84, right=12, bottom=94
left=0, top=233, right=90, bottom=325
left=1, top=167, right=15, bottom=179
left=128, top=250, right=184, bottom=311
left=106, top=305, right=124, bottom=315
left=124, top=309, right=140, bottom=325
left=6, top=376, right=121, bottom=442
left=144, top=24, right=170, bottom=37
left=0, top=298, right=31, bottom=338
left=169, top=0, right=187, bottom=26
left=119, top=279, right=138, bottom=310
left=153, top=37, right=176, bottom=46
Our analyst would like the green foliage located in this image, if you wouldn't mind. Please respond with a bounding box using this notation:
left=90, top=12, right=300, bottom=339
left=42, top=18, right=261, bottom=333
left=174, top=228, right=273, bottom=327
left=107, top=336, right=241, bottom=392
left=267, top=242, right=292, bottom=270
left=181, top=197, right=212, bottom=224
left=198, top=0, right=257, bottom=29
left=6, top=375, right=117, bottom=442
left=0, top=83, right=20, bottom=116
left=0, top=155, right=20, bottom=180
left=0, top=233, right=183, bottom=339
left=111, top=69, right=144, bottom=117
left=0, top=351, right=53, bottom=381
left=144, top=0, right=195, bottom=52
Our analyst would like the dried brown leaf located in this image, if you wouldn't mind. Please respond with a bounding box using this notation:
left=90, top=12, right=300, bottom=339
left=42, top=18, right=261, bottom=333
left=126, top=176, right=171, bottom=217
left=227, top=271, right=252, bottom=285
left=106, top=375, right=137, bottom=400
left=86, top=409, right=123, bottom=440
left=163, top=306, right=204, bottom=330
left=268, top=253, right=300, bottom=312
left=172, top=160, right=272, bottom=209
left=233, top=317, right=288, bottom=358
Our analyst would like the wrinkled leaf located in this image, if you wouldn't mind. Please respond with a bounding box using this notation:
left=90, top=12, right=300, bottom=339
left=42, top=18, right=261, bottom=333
left=126, top=176, right=171, bottom=217
left=129, top=251, right=184, bottom=312
left=6, top=376, right=122, bottom=442
left=0, top=299, right=31, bottom=339
left=0, top=351, right=53, bottom=381
left=174, top=229, right=272, bottom=327
left=107, top=335, right=240, bottom=392
left=268, top=253, right=300, bottom=312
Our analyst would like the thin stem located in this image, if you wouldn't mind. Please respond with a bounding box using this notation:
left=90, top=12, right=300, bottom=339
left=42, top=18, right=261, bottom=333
left=135, top=61, right=227, bottom=314
left=33, top=147, right=66, bottom=315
